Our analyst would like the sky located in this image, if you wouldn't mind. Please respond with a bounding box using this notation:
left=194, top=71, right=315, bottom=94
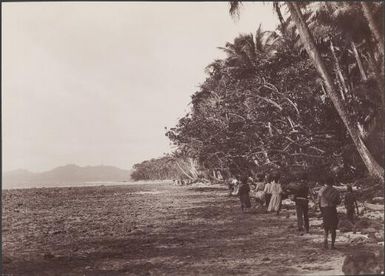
left=2, top=2, right=279, bottom=172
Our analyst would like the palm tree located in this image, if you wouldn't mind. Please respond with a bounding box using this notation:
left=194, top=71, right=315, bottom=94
left=361, top=2, right=384, bottom=56
left=218, top=24, right=278, bottom=71
left=310, top=2, right=383, bottom=96
left=272, top=19, right=302, bottom=53
left=227, top=1, right=384, bottom=181
left=286, top=2, right=383, bottom=181
left=273, top=2, right=285, bottom=28
left=305, top=2, right=384, bottom=161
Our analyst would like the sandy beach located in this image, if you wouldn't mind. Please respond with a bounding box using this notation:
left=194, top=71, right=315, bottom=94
left=2, top=182, right=383, bottom=275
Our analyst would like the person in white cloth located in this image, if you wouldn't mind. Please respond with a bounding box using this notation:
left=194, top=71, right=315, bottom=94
left=267, top=173, right=283, bottom=215
left=263, top=175, right=273, bottom=208
left=253, top=173, right=266, bottom=208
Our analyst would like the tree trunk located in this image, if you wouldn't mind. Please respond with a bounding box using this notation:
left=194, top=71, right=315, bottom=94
left=365, top=52, right=385, bottom=107
left=175, top=161, right=194, bottom=180
left=361, top=2, right=384, bottom=56
left=287, top=2, right=384, bottom=182
left=330, top=40, right=348, bottom=100
left=188, top=157, right=199, bottom=178
left=351, top=41, right=368, bottom=81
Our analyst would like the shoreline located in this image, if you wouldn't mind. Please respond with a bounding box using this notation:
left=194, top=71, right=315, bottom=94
left=1, top=179, right=175, bottom=190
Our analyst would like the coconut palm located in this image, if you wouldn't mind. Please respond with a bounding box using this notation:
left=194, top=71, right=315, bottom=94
left=310, top=2, right=382, bottom=83
left=303, top=2, right=384, bottom=161
left=286, top=2, right=383, bottom=181
left=227, top=1, right=384, bottom=181
left=218, top=24, right=280, bottom=73
left=361, top=2, right=384, bottom=56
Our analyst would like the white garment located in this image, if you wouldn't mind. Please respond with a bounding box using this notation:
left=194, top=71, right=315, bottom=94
left=267, top=182, right=282, bottom=212
left=270, top=181, right=282, bottom=195
left=264, top=182, right=273, bottom=194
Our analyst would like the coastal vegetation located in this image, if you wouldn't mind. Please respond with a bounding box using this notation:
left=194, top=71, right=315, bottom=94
left=132, top=2, right=384, bottom=187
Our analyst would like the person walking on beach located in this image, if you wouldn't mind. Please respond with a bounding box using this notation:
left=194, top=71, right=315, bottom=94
left=263, top=175, right=273, bottom=208
left=239, top=176, right=251, bottom=212
left=318, top=177, right=341, bottom=249
left=267, top=174, right=283, bottom=215
left=344, top=185, right=359, bottom=224
left=293, top=177, right=310, bottom=234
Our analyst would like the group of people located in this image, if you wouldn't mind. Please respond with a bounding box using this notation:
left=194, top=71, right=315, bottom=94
left=173, top=178, right=194, bottom=186
left=228, top=173, right=287, bottom=216
left=227, top=172, right=359, bottom=249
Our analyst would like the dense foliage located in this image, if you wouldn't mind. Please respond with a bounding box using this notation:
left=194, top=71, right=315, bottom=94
left=130, top=2, right=384, bottom=183
left=165, top=2, right=384, bottom=183
left=131, top=156, right=180, bottom=181
left=131, top=155, right=202, bottom=181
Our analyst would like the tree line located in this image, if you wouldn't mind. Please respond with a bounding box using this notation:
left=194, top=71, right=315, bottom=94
left=133, top=2, right=384, bottom=184
left=131, top=155, right=203, bottom=182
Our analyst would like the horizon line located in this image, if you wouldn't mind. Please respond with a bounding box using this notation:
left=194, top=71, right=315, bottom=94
left=3, top=163, right=133, bottom=174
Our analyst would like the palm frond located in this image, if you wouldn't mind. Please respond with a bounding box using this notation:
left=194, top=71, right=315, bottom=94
left=229, top=1, right=242, bottom=19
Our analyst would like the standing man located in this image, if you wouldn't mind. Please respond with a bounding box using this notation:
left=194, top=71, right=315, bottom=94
left=239, top=175, right=251, bottom=213
left=318, top=177, right=341, bottom=249
left=292, top=176, right=310, bottom=234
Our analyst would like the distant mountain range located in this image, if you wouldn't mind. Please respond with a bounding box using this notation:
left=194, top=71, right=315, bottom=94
left=2, top=164, right=132, bottom=189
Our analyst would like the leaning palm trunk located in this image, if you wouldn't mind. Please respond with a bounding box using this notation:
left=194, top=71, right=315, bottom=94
left=188, top=157, right=200, bottom=178
left=175, top=161, right=195, bottom=180
left=361, top=2, right=384, bottom=57
left=351, top=41, right=367, bottom=81
left=330, top=40, right=348, bottom=100
left=287, top=2, right=384, bottom=182
left=361, top=2, right=385, bottom=106
left=365, top=52, right=385, bottom=107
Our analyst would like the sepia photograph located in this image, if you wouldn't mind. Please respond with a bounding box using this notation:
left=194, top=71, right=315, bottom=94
left=2, top=1, right=384, bottom=275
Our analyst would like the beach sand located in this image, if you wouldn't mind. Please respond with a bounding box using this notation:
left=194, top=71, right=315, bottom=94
left=2, top=182, right=383, bottom=275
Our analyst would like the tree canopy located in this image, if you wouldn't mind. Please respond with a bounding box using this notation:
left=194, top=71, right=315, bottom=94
left=132, top=2, right=384, bottom=184
left=165, top=1, right=384, bottom=183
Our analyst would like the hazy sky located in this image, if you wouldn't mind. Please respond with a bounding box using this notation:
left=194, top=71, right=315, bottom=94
left=2, top=2, right=278, bottom=172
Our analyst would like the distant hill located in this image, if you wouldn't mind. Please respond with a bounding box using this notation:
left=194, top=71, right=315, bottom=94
left=2, top=164, right=132, bottom=189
